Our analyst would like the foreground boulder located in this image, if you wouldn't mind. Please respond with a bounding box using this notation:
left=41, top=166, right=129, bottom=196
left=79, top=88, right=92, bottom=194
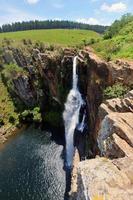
left=74, top=157, right=133, bottom=200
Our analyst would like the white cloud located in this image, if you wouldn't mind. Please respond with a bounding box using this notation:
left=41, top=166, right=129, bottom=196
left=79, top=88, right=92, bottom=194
left=26, top=0, right=40, bottom=4
left=77, top=18, right=100, bottom=25
left=76, top=17, right=112, bottom=26
left=101, top=2, right=127, bottom=12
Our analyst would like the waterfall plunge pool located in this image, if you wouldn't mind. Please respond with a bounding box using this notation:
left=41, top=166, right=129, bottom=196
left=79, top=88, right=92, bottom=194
left=0, top=126, right=66, bottom=200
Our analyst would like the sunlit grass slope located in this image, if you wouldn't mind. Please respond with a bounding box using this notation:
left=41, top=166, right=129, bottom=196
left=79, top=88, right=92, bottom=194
left=92, top=19, right=133, bottom=60
left=0, top=29, right=100, bottom=46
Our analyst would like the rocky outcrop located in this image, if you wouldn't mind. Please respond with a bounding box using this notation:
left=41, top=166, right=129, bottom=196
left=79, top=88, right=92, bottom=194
left=2, top=47, right=78, bottom=108
left=97, top=90, right=133, bottom=158
left=0, top=125, right=26, bottom=144
left=108, top=59, right=133, bottom=86
left=71, top=91, right=133, bottom=199
left=73, top=157, right=133, bottom=200
left=13, top=75, right=37, bottom=107
left=71, top=102, right=133, bottom=199
left=2, top=49, right=15, bottom=64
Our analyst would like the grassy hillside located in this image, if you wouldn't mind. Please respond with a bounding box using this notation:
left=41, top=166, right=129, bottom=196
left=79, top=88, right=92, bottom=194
left=0, top=29, right=100, bottom=46
left=92, top=14, right=133, bottom=60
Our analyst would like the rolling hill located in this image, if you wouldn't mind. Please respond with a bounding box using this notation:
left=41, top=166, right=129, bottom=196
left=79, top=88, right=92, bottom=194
left=0, top=29, right=100, bottom=46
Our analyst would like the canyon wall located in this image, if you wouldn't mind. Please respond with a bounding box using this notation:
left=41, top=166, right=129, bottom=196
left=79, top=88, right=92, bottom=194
left=1, top=44, right=133, bottom=200
left=0, top=45, right=109, bottom=136
left=70, top=54, right=133, bottom=200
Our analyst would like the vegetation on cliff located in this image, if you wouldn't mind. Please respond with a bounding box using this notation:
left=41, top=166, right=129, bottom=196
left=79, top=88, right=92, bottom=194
left=103, top=83, right=129, bottom=99
left=0, top=75, right=18, bottom=128
left=92, top=14, right=133, bottom=60
left=0, top=44, right=68, bottom=129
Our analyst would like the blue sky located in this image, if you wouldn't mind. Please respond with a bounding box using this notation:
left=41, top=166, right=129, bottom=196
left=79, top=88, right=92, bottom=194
left=0, top=0, right=133, bottom=26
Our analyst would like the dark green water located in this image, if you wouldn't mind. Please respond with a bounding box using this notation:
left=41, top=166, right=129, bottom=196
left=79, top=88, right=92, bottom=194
left=0, top=127, right=65, bottom=200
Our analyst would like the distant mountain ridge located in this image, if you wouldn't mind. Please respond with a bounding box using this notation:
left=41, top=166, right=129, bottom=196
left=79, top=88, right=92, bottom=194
left=0, top=20, right=108, bottom=34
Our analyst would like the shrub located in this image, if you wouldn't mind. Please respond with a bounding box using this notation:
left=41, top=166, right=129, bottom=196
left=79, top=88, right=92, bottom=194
left=19, top=110, right=32, bottom=122
left=3, top=38, right=11, bottom=46
left=103, top=83, right=128, bottom=99
left=9, top=115, right=16, bottom=124
left=32, top=107, right=42, bottom=123
left=19, top=107, right=42, bottom=123
left=2, top=63, right=24, bottom=82
left=83, top=38, right=96, bottom=46
left=22, top=39, right=28, bottom=45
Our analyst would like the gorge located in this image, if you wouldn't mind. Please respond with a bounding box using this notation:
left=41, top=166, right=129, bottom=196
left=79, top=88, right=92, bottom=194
left=0, top=43, right=133, bottom=200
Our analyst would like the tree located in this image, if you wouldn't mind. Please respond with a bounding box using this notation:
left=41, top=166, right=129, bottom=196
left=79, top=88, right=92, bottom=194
left=0, top=20, right=108, bottom=34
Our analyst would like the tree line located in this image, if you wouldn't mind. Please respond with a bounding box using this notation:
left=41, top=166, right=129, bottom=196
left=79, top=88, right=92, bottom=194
left=0, top=20, right=108, bottom=34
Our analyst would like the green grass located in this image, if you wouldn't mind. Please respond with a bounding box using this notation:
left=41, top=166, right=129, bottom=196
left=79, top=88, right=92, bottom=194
left=92, top=20, right=133, bottom=60
left=0, top=29, right=100, bottom=46
left=0, top=75, right=18, bottom=128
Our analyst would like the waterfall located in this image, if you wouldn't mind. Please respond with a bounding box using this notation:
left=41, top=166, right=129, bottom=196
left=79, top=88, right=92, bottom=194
left=63, top=56, right=84, bottom=168
left=73, top=56, right=78, bottom=90
left=77, top=112, right=86, bottom=132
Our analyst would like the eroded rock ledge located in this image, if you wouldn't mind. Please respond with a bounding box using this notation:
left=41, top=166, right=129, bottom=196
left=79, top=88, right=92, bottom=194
left=70, top=91, right=133, bottom=200
left=74, top=157, right=133, bottom=200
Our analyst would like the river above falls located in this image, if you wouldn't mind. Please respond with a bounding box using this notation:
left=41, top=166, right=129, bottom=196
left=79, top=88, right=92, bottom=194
left=0, top=126, right=66, bottom=200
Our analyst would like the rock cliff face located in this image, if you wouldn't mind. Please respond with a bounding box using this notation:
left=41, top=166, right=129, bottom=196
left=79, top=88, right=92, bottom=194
left=75, top=157, right=133, bottom=200
left=1, top=45, right=133, bottom=199
left=2, top=47, right=78, bottom=108
left=97, top=90, right=133, bottom=158
left=70, top=54, right=133, bottom=199
left=12, top=75, right=37, bottom=107
left=1, top=46, right=110, bottom=125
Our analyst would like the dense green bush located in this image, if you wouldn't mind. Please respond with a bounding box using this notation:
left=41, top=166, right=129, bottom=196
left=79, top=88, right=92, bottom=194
left=32, top=107, right=42, bottom=123
left=19, top=107, right=42, bottom=123
left=19, top=110, right=32, bottom=122
left=103, top=83, right=128, bottom=99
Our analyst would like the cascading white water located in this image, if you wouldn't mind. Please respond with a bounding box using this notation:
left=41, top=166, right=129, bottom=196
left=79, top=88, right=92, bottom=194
left=73, top=56, right=78, bottom=90
left=63, top=56, right=84, bottom=168
left=77, top=112, right=86, bottom=132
